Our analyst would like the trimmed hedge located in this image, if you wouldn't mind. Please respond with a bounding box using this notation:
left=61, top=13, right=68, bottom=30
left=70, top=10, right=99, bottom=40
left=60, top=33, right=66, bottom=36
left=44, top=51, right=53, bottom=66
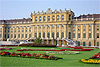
left=19, top=43, right=56, bottom=47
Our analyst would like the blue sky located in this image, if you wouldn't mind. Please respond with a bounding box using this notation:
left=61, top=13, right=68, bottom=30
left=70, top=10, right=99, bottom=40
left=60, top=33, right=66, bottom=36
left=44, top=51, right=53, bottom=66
left=0, top=0, right=100, bottom=20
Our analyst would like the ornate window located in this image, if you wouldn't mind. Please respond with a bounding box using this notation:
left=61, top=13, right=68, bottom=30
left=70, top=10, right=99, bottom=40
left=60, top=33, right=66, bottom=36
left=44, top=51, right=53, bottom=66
left=62, top=15, right=64, bottom=20
left=47, top=32, right=50, bottom=38
left=83, top=33, right=86, bottom=38
left=89, top=24, right=91, bottom=27
left=35, top=33, right=37, bottom=37
left=69, top=24, right=71, bottom=27
left=97, top=24, right=99, bottom=27
left=61, top=24, right=64, bottom=27
left=48, top=16, right=50, bottom=21
left=52, top=32, right=54, bottom=38
left=14, top=34, right=16, bottom=38
left=83, top=24, right=86, bottom=27
left=43, top=32, right=45, bottom=38
left=57, top=15, right=59, bottom=20
left=97, top=33, right=99, bottom=38
left=39, top=16, right=41, bottom=21
left=89, top=42, right=91, bottom=46
left=83, top=29, right=86, bottom=31
left=57, top=24, right=59, bottom=27
left=29, top=34, right=31, bottom=38
left=89, top=28, right=91, bottom=31
left=43, top=16, right=45, bottom=21
left=11, top=34, right=13, bottom=38
left=52, top=25, right=55, bottom=28
left=73, top=25, right=75, bottom=27
left=52, top=16, right=55, bottom=20
left=69, top=15, right=71, bottom=20
left=61, top=32, right=64, bottom=38
left=43, top=25, right=45, bottom=28
left=39, top=32, right=41, bottom=38
left=47, top=25, right=50, bottom=28
left=89, top=33, right=91, bottom=38
left=18, top=34, right=20, bottom=38
left=35, top=17, right=37, bottom=21
left=25, top=34, right=27, bottom=38
left=97, top=42, right=99, bottom=46
left=56, top=32, right=59, bottom=38
left=22, top=34, right=24, bottom=38
left=78, top=24, right=80, bottom=27
left=78, top=33, right=80, bottom=38
left=73, top=33, right=75, bottom=38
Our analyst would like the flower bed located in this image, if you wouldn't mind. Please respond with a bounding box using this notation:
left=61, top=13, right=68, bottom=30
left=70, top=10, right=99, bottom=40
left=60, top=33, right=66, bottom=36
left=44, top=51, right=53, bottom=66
left=17, top=49, right=64, bottom=51
left=80, top=52, right=100, bottom=64
left=90, top=52, right=100, bottom=59
left=0, top=51, right=63, bottom=60
left=19, top=43, right=56, bottom=47
left=81, top=59, right=100, bottom=64
left=0, top=48, right=12, bottom=50
left=60, top=49, right=93, bottom=51
left=0, top=45, right=18, bottom=47
left=17, top=48, right=93, bottom=51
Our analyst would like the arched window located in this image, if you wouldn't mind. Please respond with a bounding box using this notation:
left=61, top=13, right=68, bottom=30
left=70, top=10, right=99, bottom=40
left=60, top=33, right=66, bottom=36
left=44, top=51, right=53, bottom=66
left=43, top=16, right=45, bottom=21
left=62, top=15, right=64, bottom=20
left=35, top=17, right=37, bottom=21
left=57, top=15, right=59, bottom=20
left=39, top=32, right=41, bottom=38
left=56, top=32, right=59, bottom=38
left=35, top=33, right=37, bottom=37
left=83, top=42, right=85, bottom=46
left=52, top=32, right=54, bottom=38
left=43, top=32, right=45, bottom=38
left=48, top=16, right=50, bottom=21
left=39, top=16, right=41, bottom=21
left=52, top=16, right=55, bottom=20
left=69, top=15, right=71, bottom=20
left=61, top=32, right=64, bottom=38
left=47, top=32, right=50, bottom=38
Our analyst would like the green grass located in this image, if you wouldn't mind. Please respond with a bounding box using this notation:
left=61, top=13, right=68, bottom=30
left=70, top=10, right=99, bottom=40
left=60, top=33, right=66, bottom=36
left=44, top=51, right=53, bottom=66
left=0, top=46, right=100, bottom=67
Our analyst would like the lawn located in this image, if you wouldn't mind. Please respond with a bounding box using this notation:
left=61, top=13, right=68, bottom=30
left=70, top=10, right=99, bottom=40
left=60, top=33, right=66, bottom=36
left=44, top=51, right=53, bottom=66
left=0, top=46, right=100, bottom=67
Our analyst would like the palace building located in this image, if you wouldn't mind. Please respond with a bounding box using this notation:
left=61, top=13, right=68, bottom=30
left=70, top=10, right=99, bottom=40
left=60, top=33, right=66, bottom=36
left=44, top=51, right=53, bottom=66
left=0, top=8, right=100, bottom=47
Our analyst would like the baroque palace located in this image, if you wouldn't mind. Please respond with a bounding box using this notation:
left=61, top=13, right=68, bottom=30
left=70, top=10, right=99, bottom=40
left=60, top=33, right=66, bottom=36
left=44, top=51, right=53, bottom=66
left=0, top=8, right=100, bottom=47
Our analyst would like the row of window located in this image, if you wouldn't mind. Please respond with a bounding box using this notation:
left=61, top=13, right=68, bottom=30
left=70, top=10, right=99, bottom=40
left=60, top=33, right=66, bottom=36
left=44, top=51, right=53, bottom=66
left=78, top=41, right=99, bottom=46
left=5, top=30, right=31, bottom=33
left=3, top=24, right=99, bottom=30
left=73, top=28, right=99, bottom=31
left=5, top=26, right=31, bottom=29
left=35, top=24, right=65, bottom=28
left=35, top=15, right=68, bottom=21
left=73, top=33, right=99, bottom=38
left=35, top=32, right=64, bottom=38
left=73, top=24, right=99, bottom=27
left=4, top=34, right=31, bottom=38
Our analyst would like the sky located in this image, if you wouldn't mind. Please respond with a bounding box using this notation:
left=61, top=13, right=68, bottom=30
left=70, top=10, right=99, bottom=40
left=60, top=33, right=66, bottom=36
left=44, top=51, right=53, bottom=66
left=0, top=0, right=100, bottom=20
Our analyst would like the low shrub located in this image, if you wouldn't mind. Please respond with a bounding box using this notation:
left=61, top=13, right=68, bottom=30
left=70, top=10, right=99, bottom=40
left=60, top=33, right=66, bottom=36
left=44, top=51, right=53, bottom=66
left=19, top=43, right=56, bottom=47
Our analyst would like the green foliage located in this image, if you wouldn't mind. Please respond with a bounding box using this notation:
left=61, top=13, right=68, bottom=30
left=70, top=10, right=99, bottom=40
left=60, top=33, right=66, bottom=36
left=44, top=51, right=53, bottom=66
left=34, top=37, right=42, bottom=43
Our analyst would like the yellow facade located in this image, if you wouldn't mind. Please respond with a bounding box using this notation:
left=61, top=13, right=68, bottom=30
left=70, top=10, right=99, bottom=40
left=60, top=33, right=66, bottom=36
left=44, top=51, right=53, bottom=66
left=0, top=8, right=100, bottom=47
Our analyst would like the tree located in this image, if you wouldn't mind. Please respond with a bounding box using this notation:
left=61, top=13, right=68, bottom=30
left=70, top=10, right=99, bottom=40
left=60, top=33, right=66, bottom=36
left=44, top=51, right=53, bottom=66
left=34, top=37, right=42, bottom=43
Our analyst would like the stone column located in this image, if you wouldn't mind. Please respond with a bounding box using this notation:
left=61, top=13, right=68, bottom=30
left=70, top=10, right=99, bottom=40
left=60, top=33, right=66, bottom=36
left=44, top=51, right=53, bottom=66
left=52, top=38, right=54, bottom=45
left=62, top=39, right=64, bottom=46
left=57, top=38, right=59, bottom=46
left=81, top=24, right=83, bottom=39
left=46, top=38, right=49, bottom=44
left=37, top=25, right=39, bottom=37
